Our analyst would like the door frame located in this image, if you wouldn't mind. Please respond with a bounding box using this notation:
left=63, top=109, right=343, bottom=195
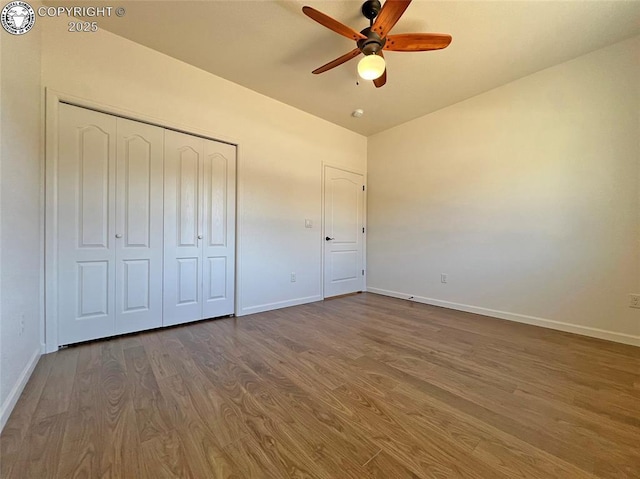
left=321, top=162, right=367, bottom=299
left=44, top=89, right=240, bottom=353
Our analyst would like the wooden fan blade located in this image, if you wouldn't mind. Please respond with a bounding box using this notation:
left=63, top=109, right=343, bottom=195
left=372, top=0, right=412, bottom=38
left=303, top=6, right=366, bottom=41
left=384, top=33, right=452, bottom=51
left=312, top=48, right=362, bottom=74
left=373, top=52, right=387, bottom=88
left=373, top=69, right=387, bottom=88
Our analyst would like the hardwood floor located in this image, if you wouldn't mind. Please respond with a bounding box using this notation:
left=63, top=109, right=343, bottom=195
left=2, top=293, right=639, bottom=478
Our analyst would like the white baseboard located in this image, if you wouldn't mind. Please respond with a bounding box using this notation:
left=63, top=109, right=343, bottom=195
left=239, top=295, right=323, bottom=316
left=0, top=348, right=42, bottom=432
left=367, top=287, right=640, bottom=348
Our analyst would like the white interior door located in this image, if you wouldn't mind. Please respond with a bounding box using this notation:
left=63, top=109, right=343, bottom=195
left=164, top=131, right=236, bottom=326
left=202, top=139, right=236, bottom=319
left=323, top=166, right=365, bottom=298
left=58, top=104, right=117, bottom=344
left=164, top=130, right=204, bottom=326
left=114, top=118, right=164, bottom=334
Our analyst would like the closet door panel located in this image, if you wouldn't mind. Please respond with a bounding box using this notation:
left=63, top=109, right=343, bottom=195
left=164, top=130, right=204, bottom=326
left=115, top=118, right=164, bottom=334
left=57, top=104, right=117, bottom=344
left=55, top=104, right=236, bottom=345
left=202, top=140, right=236, bottom=318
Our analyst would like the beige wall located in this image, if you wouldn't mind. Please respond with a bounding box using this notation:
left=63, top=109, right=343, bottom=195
left=0, top=25, right=44, bottom=427
left=367, top=36, right=640, bottom=345
left=40, top=19, right=367, bottom=319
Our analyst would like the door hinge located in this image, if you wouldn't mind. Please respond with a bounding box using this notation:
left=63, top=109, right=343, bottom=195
left=362, top=185, right=365, bottom=191
left=362, top=269, right=365, bottom=276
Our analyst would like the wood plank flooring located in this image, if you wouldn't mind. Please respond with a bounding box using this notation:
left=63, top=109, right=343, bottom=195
left=2, top=293, right=639, bottom=478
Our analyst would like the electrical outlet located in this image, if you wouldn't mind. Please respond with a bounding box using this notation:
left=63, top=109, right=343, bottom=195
left=630, top=294, right=640, bottom=308
left=19, top=314, right=25, bottom=336
left=291, top=272, right=296, bottom=283
left=441, top=273, right=448, bottom=284
left=304, top=219, right=313, bottom=229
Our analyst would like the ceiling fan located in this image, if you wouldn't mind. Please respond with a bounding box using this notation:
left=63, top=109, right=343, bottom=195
left=302, top=0, right=452, bottom=88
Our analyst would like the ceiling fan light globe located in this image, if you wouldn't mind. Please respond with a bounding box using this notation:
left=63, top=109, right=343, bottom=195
left=357, top=54, right=385, bottom=80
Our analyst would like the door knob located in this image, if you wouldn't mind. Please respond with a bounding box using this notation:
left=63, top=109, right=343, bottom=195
left=325, top=236, right=335, bottom=241
left=197, top=234, right=203, bottom=239
left=115, top=234, right=122, bottom=238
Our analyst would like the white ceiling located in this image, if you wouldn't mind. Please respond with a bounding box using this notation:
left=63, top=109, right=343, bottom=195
left=92, top=1, right=640, bottom=136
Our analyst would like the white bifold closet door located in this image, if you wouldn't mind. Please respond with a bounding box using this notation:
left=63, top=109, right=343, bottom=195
left=163, top=130, right=236, bottom=327
left=57, top=104, right=164, bottom=345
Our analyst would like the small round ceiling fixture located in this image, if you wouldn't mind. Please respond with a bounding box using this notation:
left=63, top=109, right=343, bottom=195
left=352, top=109, right=364, bottom=118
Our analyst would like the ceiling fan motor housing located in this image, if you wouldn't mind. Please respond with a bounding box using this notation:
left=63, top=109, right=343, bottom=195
left=357, top=27, right=386, bottom=55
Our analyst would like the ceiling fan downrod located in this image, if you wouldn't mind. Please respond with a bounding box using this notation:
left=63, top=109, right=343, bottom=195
left=358, top=0, right=385, bottom=55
